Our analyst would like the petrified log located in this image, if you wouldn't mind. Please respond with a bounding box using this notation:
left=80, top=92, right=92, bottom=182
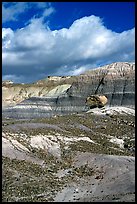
left=86, top=95, right=108, bottom=108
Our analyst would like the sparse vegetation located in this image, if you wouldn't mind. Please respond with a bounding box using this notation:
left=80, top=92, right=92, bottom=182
left=2, top=92, right=135, bottom=200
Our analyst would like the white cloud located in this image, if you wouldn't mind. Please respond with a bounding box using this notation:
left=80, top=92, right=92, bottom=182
left=2, top=2, right=28, bottom=23
left=2, top=28, right=14, bottom=49
left=33, top=2, right=50, bottom=9
left=43, top=7, right=55, bottom=17
left=2, top=15, right=135, bottom=83
left=2, top=2, right=55, bottom=23
left=69, top=67, right=87, bottom=75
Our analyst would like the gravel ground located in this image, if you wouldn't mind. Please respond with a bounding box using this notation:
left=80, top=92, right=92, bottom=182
left=54, top=152, right=135, bottom=202
left=2, top=107, right=135, bottom=202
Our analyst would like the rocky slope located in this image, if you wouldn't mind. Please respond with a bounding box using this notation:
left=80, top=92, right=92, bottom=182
left=2, top=111, right=135, bottom=202
left=2, top=62, right=135, bottom=119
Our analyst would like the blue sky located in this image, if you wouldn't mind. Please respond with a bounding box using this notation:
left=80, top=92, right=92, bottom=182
left=2, top=2, right=135, bottom=83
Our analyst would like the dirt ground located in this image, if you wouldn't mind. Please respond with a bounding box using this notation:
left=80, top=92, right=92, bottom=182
left=2, top=107, right=135, bottom=202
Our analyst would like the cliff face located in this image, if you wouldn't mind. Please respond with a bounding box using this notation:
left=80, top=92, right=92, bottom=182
left=2, top=62, right=135, bottom=119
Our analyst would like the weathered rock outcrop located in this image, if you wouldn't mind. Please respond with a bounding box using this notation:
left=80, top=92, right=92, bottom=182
left=86, top=95, right=108, bottom=108
left=2, top=62, right=135, bottom=119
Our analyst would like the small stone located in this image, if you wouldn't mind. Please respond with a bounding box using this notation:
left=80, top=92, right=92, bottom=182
left=75, top=188, right=79, bottom=193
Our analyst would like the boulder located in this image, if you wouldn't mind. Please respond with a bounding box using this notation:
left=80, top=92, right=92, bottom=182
left=86, top=95, right=108, bottom=108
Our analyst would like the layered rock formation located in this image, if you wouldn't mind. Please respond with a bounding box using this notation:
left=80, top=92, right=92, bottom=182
left=2, top=62, right=135, bottom=119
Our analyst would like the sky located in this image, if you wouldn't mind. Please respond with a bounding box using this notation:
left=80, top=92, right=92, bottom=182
left=2, top=2, right=135, bottom=83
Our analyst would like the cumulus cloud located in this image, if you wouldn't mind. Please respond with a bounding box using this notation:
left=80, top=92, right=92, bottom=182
left=2, top=15, right=135, bottom=83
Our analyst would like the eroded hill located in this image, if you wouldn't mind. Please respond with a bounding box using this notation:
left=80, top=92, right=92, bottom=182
left=2, top=62, right=135, bottom=119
